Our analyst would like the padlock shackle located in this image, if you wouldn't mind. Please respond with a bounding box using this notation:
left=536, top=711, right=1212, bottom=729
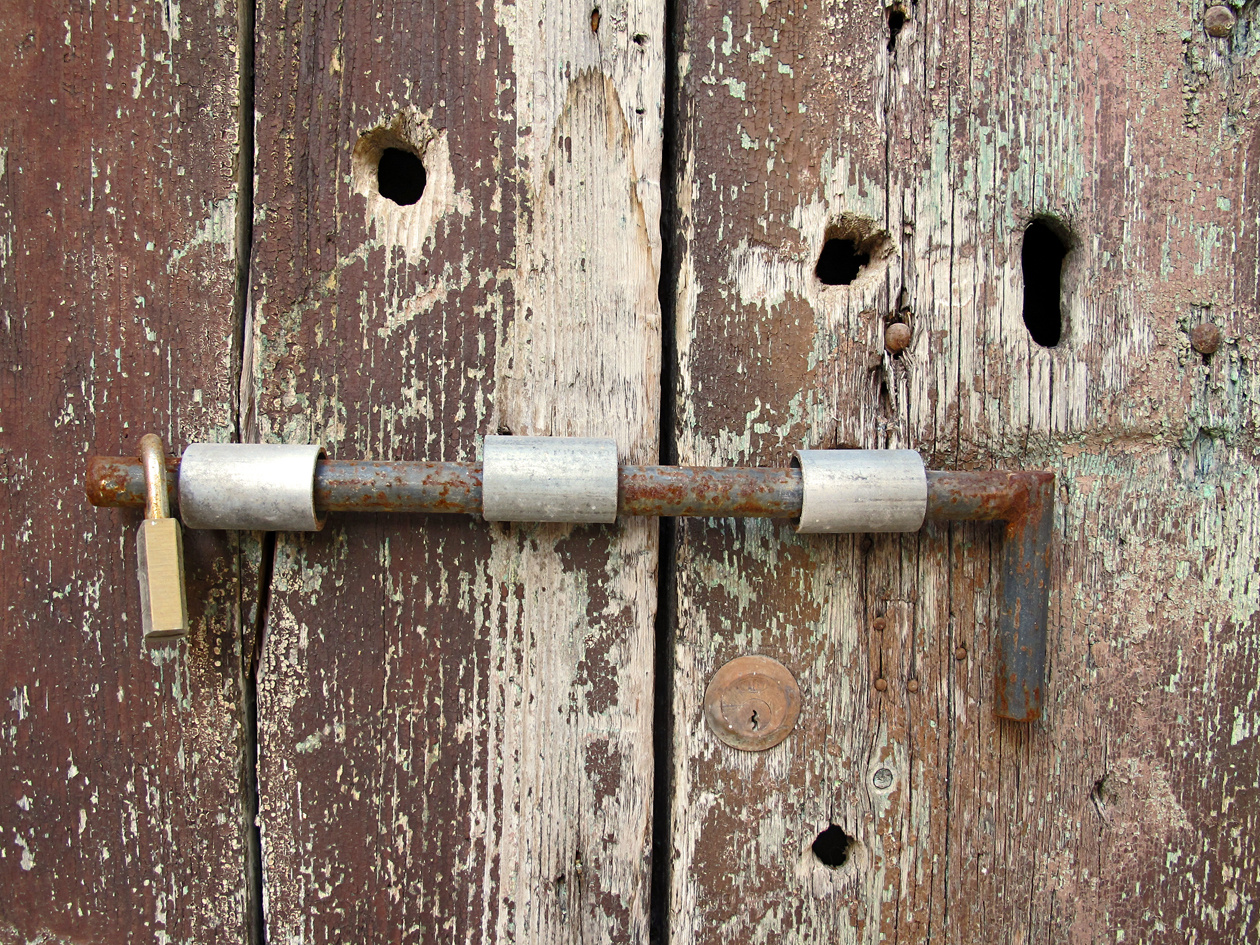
left=137, top=434, right=171, bottom=521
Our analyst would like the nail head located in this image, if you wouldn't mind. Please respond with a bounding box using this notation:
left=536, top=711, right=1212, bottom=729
left=1191, top=322, right=1222, bottom=355
left=874, top=678, right=888, bottom=692
left=884, top=322, right=912, bottom=353
left=1205, top=5, right=1237, bottom=37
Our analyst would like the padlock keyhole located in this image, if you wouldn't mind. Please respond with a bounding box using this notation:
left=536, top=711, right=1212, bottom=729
left=749, top=710, right=759, bottom=731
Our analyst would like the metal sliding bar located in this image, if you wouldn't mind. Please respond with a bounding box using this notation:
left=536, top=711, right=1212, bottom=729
left=85, top=447, right=1053, bottom=722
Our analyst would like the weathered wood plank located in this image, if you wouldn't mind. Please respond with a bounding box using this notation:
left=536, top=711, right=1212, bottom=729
left=0, top=1, right=249, bottom=940
left=667, top=0, right=1260, bottom=941
left=248, top=0, right=664, bottom=939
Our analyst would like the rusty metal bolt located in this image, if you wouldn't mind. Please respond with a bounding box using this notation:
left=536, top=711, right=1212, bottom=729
left=954, top=646, right=968, bottom=661
left=703, top=655, right=801, bottom=751
left=1205, top=5, right=1237, bottom=37
left=1191, top=322, right=1222, bottom=355
left=874, top=678, right=888, bottom=692
left=884, top=322, right=912, bottom=354
left=907, top=678, right=920, bottom=693
left=872, top=767, right=895, bottom=790
left=872, top=616, right=887, bottom=631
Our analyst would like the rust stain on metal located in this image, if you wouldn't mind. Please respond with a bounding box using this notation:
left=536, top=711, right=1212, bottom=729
left=618, top=465, right=801, bottom=517
left=314, top=460, right=483, bottom=513
left=85, top=455, right=179, bottom=510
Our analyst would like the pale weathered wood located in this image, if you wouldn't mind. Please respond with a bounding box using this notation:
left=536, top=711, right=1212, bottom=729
left=667, top=0, right=1260, bottom=941
left=247, top=0, right=664, bottom=939
left=0, top=1, right=250, bottom=939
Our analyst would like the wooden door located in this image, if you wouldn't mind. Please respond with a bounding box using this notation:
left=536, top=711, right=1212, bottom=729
left=665, top=1, right=1260, bottom=942
left=0, top=1, right=254, bottom=939
left=244, top=0, right=665, bottom=940
left=4, top=0, right=1259, bottom=942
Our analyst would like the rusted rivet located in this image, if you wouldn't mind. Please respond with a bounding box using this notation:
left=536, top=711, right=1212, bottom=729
left=954, top=646, right=968, bottom=661
left=907, top=678, right=920, bottom=693
left=871, top=767, right=895, bottom=790
left=872, top=616, right=887, bottom=631
left=874, top=677, right=888, bottom=692
left=884, top=322, right=912, bottom=353
left=1191, top=322, right=1222, bottom=355
left=703, top=655, right=801, bottom=751
left=1205, top=5, right=1237, bottom=37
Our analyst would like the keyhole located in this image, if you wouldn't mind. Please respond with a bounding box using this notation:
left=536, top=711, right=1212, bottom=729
left=376, top=147, right=427, bottom=206
left=749, top=710, right=760, bottom=731
left=1021, top=218, right=1070, bottom=347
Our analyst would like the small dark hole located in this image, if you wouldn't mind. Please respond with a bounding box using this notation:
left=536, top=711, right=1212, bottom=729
left=816, top=238, right=870, bottom=286
left=377, top=147, right=426, bottom=206
left=888, top=5, right=906, bottom=51
left=1021, top=219, right=1069, bottom=347
left=812, top=824, right=854, bottom=868
left=591, top=6, right=601, bottom=31
left=633, top=32, right=648, bottom=45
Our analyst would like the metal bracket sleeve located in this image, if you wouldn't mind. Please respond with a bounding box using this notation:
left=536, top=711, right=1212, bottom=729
left=794, top=449, right=927, bottom=533
left=480, top=435, right=619, bottom=523
left=178, top=443, right=326, bottom=532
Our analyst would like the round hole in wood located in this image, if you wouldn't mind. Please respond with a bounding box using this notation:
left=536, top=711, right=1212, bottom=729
left=815, top=216, right=894, bottom=287
left=376, top=147, right=427, bottom=206
left=812, top=824, right=855, bottom=868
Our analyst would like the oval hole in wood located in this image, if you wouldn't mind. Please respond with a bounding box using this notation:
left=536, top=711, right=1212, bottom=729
left=1021, top=217, right=1070, bottom=347
left=377, top=147, right=427, bottom=207
left=888, top=2, right=906, bottom=51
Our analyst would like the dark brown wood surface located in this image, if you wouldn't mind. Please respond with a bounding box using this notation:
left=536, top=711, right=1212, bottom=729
left=666, top=0, right=1260, bottom=941
left=246, top=0, right=665, bottom=940
left=0, top=1, right=250, bottom=940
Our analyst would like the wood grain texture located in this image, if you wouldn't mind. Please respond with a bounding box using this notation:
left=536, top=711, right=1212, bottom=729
left=0, top=1, right=250, bottom=940
left=247, top=0, right=664, bottom=939
left=667, top=0, right=1260, bottom=941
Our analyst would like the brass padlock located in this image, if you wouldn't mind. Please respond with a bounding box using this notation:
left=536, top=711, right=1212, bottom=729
left=136, top=434, right=188, bottom=640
